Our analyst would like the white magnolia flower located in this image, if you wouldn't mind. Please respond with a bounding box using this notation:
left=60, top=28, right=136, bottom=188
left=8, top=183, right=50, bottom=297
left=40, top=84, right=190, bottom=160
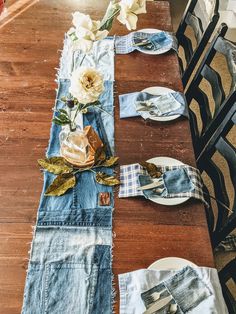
left=68, top=12, right=109, bottom=52
left=69, top=67, right=104, bottom=104
left=117, top=0, right=146, bottom=30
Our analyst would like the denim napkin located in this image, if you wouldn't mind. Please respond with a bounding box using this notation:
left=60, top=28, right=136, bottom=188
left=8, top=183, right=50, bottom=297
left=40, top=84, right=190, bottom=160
left=118, top=267, right=229, bottom=314
left=141, top=266, right=212, bottom=314
left=119, top=91, right=189, bottom=119
left=115, top=31, right=178, bottom=54
left=139, top=168, right=194, bottom=200
left=118, top=163, right=208, bottom=205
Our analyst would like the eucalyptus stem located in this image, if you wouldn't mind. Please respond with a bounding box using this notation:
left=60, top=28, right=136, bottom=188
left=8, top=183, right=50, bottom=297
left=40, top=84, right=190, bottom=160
left=93, top=104, right=112, bottom=116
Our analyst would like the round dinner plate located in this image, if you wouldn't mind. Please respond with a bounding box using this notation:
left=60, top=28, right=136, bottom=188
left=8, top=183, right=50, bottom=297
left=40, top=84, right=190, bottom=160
left=146, top=156, right=189, bottom=206
left=137, top=28, right=170, bottom=55
left=141, top=86, right=180, bottom=122
left=148, top=257, right=198, bottom=271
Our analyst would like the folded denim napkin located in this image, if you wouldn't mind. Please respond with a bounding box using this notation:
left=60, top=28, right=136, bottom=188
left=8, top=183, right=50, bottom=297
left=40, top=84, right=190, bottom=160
left=141, top=266, right=212, bottom=314
left=115, top=31, right=178, bottom=54
left=119, top=267, right=229, bottom=314
left=119, top=91, right=189, bottom=119
left=118, top=163, right=207, bottom=205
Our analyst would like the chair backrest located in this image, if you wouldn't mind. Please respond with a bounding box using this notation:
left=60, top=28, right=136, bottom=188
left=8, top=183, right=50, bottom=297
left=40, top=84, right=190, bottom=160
left=219, top=258, right=236, bottom=313
left=197, top=102, right=236, bottom=248
left=176, top=0, right=219, bottom=87
left=185, top=23, right=236, bottom=157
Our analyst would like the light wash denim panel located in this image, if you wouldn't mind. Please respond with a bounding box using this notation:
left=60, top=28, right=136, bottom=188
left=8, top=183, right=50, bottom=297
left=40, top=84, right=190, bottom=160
left=21, top=226, right=112, bottom=314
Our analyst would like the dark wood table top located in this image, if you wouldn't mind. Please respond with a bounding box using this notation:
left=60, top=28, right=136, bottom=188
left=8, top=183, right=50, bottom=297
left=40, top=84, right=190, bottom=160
left=0, top=1, right=214, bottom=313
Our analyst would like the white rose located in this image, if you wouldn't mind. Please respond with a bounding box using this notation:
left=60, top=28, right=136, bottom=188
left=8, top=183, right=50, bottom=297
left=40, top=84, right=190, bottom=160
left=69, top=67, right=104, bottom=104
left=117, top=0, right=146, bottom=30
left=68, top=12, right=109, bottom=52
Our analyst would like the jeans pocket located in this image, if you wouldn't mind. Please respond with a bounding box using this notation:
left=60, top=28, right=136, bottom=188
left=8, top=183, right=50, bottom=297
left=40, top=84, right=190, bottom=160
left=43, top=262, right=98, bottom=314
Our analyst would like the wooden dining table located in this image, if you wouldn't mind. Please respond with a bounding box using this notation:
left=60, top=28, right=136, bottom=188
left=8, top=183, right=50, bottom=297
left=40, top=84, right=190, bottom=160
left=0, top=1, right=214, bottom=313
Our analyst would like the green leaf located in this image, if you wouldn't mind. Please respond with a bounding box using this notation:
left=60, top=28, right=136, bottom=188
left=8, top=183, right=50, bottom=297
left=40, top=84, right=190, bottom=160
left=101, top=156, right=119, bottom=167
left=140, top=161, right=162, bottom=178
left=95, top=172, right=120, bottom=186
left=38, top=157, right=73, bottom=175
left=61, top=96, right=67, bottom=102
left=59, top=109, right=69, bottom=115
left=45, top=173, right=76, bottom=196
left=100, top=1, right=120, bottom=31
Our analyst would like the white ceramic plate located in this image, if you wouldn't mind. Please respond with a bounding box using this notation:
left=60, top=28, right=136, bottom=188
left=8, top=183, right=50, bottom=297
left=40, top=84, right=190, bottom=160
left=142, top=86, right=180, bottom=121
left=148, top=257, right=198, bottom=271
left=146, top=156, right=189, bottom=205
left=137, top=28, right=170, bottom=55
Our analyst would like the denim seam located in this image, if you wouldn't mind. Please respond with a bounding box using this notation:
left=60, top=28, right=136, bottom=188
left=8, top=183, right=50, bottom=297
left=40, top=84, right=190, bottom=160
left=118, top=276, right=127, bottom=314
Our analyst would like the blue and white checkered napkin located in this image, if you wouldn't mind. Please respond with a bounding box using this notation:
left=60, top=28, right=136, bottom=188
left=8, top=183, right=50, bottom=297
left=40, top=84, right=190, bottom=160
left=119, top=91, right=189, bottom=119
left=115, top=31, right=178, bottom=54
left=118, top=163, right=207, bottom=205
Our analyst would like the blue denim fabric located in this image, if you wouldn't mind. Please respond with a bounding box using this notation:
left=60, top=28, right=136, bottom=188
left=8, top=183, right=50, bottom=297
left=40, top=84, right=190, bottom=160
left=21, top=227, right=112, bottom=314
left=141, top=267, right=212, bottom=313
left=115, top=31, right=178, bottom=54
left=119, top=91, right=189, bottom=119
left=37, top=79, right=114, bottom=225
left=139, top=168, right=194, bottom=199
left=118, top=267, right=228, bottom=314
left=22, top=37, right=115, bottom=314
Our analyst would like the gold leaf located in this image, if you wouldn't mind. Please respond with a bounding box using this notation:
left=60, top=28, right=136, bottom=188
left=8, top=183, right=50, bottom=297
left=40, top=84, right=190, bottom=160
left=101, top=156, right=119, bottom=167
left=45, top=173, right=76, bottom=196
left=140, top=161, right=162, bottom=178
left=95, top=172, right=120, bottom=186
left=94, top=146, right=107, bottom=165
left=38, top=157, right=73, bottom=175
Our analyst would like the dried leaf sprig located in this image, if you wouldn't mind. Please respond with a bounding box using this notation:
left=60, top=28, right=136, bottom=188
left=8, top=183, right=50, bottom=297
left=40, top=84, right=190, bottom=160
left=140, top=161, right=162, bottom=178
left=38, top=152, right=120, bottom=197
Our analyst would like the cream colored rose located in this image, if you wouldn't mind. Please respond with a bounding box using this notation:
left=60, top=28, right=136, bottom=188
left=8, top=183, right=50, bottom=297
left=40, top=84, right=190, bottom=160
left=117, top=0, right=146, bottom=30
left=68, top=12, right=109, bottom=52
left=69, top=67, right=104, bottom=104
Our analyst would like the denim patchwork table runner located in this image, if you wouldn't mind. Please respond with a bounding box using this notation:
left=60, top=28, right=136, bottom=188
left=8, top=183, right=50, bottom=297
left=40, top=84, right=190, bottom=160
left=21, top=37, right=115, bottom=314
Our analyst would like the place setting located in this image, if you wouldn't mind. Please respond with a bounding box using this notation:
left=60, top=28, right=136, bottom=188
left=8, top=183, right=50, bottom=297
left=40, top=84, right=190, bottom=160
left=119, top=156, right=207, bottom=206
left=119, top=86, right=189, bottom=122
left=119, top=256, right=229, bottom=314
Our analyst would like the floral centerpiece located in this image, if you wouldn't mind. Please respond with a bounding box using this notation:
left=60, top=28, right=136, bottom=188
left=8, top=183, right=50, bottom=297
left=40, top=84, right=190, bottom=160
left=68, top=0, right=147, bottom=52
left=38, top=0, right=147, bottom=196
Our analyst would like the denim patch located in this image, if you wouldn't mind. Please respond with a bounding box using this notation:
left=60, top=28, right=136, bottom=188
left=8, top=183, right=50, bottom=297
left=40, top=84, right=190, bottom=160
left=22, top=227, right=112, bottom=314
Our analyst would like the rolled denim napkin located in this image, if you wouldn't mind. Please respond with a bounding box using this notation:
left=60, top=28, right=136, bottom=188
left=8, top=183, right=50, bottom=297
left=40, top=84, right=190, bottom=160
left=118, top=267, right=229, bottom=314
left=119, top=91, right=189, bottom=119
left=115, top=31, right=178, bottom=54
left=118, top=163, right=208, bottom=205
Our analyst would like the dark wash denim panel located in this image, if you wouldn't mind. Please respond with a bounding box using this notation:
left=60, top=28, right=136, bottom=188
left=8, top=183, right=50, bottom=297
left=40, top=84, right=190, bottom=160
left=37, top=79, right=114, bottom=226
left=22, top=243, right=112, bottom=314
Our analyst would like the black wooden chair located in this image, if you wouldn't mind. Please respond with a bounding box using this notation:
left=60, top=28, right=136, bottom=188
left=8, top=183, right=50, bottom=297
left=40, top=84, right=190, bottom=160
left=197, top=102, right=236, bottom=249
left=176, top=0, right=219, bottom=87
left=219, top=258, right=236, bottom=313
left=185, top=23, right=236, bottom=158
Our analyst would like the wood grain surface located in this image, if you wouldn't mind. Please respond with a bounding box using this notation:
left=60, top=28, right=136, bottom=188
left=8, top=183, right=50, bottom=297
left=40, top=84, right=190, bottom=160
left=0, top=1, right=214, bottom=313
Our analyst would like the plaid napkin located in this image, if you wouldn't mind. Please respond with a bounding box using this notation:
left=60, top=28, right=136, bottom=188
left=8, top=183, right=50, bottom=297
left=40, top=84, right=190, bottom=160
left=118, top=163, right=207, bottom=205
left=115, top=31, right=178, bottom=54
left=119, top=91, right=189, bottom=119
